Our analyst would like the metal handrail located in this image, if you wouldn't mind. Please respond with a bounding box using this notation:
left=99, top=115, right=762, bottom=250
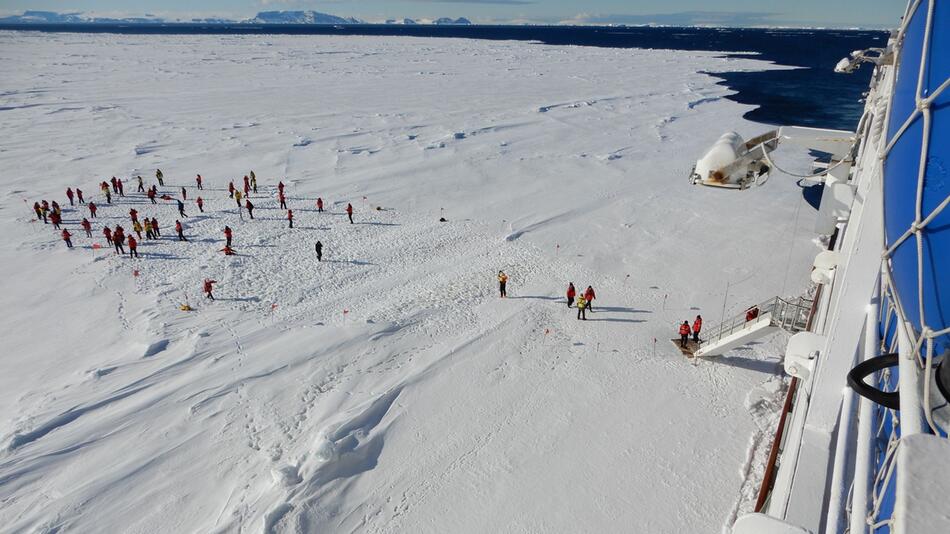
left=699, top=295, right=813, bottom=350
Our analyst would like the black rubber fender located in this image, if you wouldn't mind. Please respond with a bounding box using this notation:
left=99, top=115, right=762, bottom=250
left=847, top=353, right=901, bottom=410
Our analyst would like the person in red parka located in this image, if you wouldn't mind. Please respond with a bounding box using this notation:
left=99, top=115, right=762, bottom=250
left=566, top=282, right=576, bottom=308
left=584, top=285, right=596, bottom=312
left=195, top=174, right=203, bottom=190
left=692, top=315, right=703, bottom=343
left=196, top=196, right=204, bottom=212
left=245, top=199, right=254, bottom=219
left=113, top=232, right=125, bottom=255
left=278, top=180, right=285, bottom=195
left=127, top=236, right=138, bottom=258
left=50, top=211, right=62, bottom=229
left=103, top=225, right=112, bottom=244
left=62, top=229, right=73, bottom=248
left=81, top=218, right=92, bottom=237
left=679, top=321, right=691, bottom=348
left=147, top=188, right=157, bottom=204
left=243, top=175, right=250, bottom=193
left=346, top=203, right=353, bottom=224
left=129, top=208, right=138, bottom=224
left=287, top=209, right=294, bottom=229
left=175, top=220, right=186, bottom=241
left=228, top=181, right=235, bottom=198
left=150, top=217, right=160, bottom=237
left=33, top=202, right=43, bottom=221
left=223, top=226, right=232, bottom=247
left=279, top=191, right=287, bottom=210
left=110, top=176, right=118, bottom=194
left=76, top=188, right=85, bottom=204
left=88, top=201, right=97, bottom=218
left=203, top=279, right=217, bottom=300
left=66, top=187, right=75, bottom=206
left=316, top=197, right=324, bottom=212
left=117, top=178, right=124, bottom=197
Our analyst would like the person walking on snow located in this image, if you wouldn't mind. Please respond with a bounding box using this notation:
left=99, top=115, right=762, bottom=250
left=144, top=218, right=154, bottom=239
left=278, top=191, right=287, bottom=210
left=195, top=174, right=203, bottom=190
left=76, top=188, right=85, bottom=204
left=196, top=196, right=204, bottom=213
left=117, top=178, right=124, bottom=197
left=137, top=175, right=145, bottom=193
left=33, top=202, right=43, bottom=221
left=250, top=171, right=257, bottom=193
left=110, top=176, right=118, bottom=194
left=278, top=180, right=285, bottom=196
left=316, top=197, right=324, bottom=212
left=133, top=220, right=143, bottom=240
left=679, top=321, right=691, bottom=348
left=234, top=189, right=243, bottom=208
left=148, top=187, right=157, bottom=204
left=228, top=181, right=235, bottom=198
left=41, top=200, right=50, bottom=217
left=287, top=209, right=294, bottom=229
left=156, top=168, right=164, bottom=186
left=692, top=315, right=703, bottom=343
left=584, top=286, right=596, bottom=312
left=498, top=270, right=508, bottom=298
left=243, top=175, right=250, bottom=194
left=315, top=240, right=323, bottom=261
left=177, top=199, right=187, bottom=218
left=103, top=226, right=112, bottom=244
left=127, top=236, right=138, bottom=258
left=151, top=217, right=160, bottom=237
left=129, top=208, right=138, bottom=224
left=203, top=279, right=217, bottom=300
left=243, top=182, right=250, bottom=199
left=81, top=218, right=92, bottom=237
left=224, top=226, right=232, bottom=247
left=181, top=187, right=187, bottom=201
left=50, top=211, right=62, bottom=229
left=113, top=232, right=125, bottom=255
left=346, top=203, right=354, bottom=224
left=88, top=201, right=97, bottom=218
left=175, top=220, right=186, bottom=241
left=576, top=294, right=588, bottom=320
left=245, top=199, right=254, bottom=219
left=62, top=229, right=73, bottom=248
left=566, top=282, right=576, bottom=307
left=51, top=201, right=61, bottom=216
left=66, top=188, right=75, bottom=206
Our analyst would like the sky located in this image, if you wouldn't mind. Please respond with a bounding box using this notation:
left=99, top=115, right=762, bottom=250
left=0, top=0, right=906, bottom=27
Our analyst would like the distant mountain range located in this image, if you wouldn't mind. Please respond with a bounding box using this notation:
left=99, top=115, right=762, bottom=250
left=0, top=10, right=473, bottom=26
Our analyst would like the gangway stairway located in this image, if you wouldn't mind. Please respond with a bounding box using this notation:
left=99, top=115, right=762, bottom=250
left=693, top=295, right=813, bottom=357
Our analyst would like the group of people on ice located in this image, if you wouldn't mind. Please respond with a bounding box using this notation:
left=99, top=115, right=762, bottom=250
left=566, top=282, right=596, bottom=320
left=30, top=168, right=369, bottom=304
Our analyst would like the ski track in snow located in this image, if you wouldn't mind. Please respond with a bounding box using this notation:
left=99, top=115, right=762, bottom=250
left=0, top=32, right=810, bottom=533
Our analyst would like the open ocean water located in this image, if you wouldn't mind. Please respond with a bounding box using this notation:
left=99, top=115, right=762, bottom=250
left=0, top=24, right=889, bottom=131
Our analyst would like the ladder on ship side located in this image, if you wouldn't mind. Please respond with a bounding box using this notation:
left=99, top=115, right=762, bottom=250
left=690, top=295, right=813, bottom=358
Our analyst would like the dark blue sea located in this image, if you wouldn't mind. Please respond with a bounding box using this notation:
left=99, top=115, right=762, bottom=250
left=0, top=23, right=889, bottom=131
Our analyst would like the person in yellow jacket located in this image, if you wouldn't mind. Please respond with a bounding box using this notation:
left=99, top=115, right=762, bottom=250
left=497, top=270, right=508, bottom=298
left=576, top=294, right=588, bottom=320
left=234, top=189, right=243, bottom=208
left=132, top=220, right=143, bottom=240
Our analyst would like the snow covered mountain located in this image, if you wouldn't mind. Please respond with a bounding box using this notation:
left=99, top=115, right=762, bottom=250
left=245, top=11, right=364, bottom=25
left=0, top=10, right=164, bottom=24
left=433, top=17, right=473, bottom=25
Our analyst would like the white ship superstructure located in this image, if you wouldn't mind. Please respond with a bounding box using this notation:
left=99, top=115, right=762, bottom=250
left=692, top=2, right=950, bottom=532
